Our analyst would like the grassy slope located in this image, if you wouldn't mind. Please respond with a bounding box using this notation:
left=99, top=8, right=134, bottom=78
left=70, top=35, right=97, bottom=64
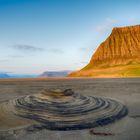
left=69, top=64, right=140, bottom=78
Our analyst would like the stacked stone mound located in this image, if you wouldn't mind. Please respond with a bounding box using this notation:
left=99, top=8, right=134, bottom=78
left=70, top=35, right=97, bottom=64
left=10, top=89, right=128, bottom=130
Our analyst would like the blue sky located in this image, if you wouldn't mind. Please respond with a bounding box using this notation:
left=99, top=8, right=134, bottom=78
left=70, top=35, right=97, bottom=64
left=0, top=0, right=140, bottom=74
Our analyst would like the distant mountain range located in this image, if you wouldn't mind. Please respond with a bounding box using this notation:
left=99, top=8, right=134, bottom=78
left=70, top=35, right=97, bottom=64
left=69, top=25, right=140, bottom=77
left=0, top=73, right=37, bottom=78
left=0, top=70, right=72, bottom=78
left=0, top=73, right=10, bottom=78
left=39, top=70, right=72, bottom=77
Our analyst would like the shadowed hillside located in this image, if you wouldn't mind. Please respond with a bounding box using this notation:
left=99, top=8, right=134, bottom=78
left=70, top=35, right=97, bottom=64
left=69, top=25, right=140, bottom=77
left=39, top=71, right=72, bottom=77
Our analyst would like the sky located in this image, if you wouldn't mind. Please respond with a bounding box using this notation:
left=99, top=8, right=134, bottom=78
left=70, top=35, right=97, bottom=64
left=0, top=0, right=140, bottom=74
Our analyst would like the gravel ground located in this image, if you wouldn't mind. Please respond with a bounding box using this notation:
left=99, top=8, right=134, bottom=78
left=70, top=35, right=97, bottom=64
left=0, top=78, right=140, bottom=140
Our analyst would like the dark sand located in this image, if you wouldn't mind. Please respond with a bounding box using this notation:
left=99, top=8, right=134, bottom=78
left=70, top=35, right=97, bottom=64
left=0, top=78, right=140, bottom=140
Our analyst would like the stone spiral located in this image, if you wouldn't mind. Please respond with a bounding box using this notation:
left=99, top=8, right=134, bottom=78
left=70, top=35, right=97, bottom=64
left=11, top=89, right=128, bottom=130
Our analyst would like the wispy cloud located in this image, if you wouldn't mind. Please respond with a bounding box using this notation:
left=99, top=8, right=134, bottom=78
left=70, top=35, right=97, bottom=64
left=96, top=18, right=118, bottom=33
left=81, top=61, right=88, bottom=64
left=48, top=48, right=64, bottom=54
left=8, top=55, right=24, bottom=58
left=0, top=59, right=9, bottom=62
left=12, top=45, right=44, bottom=52
left=12, top=45, right=63, bottom=54
left=79, top=47, right=89, bottom=52
left=79, top=46, right=95, bottom=53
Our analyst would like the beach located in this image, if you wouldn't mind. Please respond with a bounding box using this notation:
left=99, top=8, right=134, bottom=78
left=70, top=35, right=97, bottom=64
left=0, top=78, right=140, bottom=140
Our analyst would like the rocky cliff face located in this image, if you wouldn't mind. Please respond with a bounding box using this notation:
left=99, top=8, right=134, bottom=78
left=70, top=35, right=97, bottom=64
left=69, top=25, right=140, bottom=77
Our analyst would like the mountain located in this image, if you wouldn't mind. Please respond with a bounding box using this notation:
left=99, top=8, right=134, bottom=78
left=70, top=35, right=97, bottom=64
left=40, top=70, right=72, bottom=77
left=0, top=73, right=10, bottom=78
left=8, top=74, right=37, bottom=78
left=0, top=73, right=37, bottom=78
left=69, top=25, right=140, bottom=77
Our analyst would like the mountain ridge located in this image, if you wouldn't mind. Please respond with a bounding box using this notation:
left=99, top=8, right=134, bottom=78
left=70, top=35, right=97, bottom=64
left=40, top=70, right=72, bottom=77
left=69, top=25, right=140, bottom=77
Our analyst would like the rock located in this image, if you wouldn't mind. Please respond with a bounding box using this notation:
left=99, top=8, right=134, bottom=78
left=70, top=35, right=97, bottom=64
left=11, top=89, right=128, bottom=130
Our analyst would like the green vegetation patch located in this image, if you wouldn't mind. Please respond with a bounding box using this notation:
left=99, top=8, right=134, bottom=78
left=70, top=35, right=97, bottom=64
left=125, top=67, right=140, bottom=76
